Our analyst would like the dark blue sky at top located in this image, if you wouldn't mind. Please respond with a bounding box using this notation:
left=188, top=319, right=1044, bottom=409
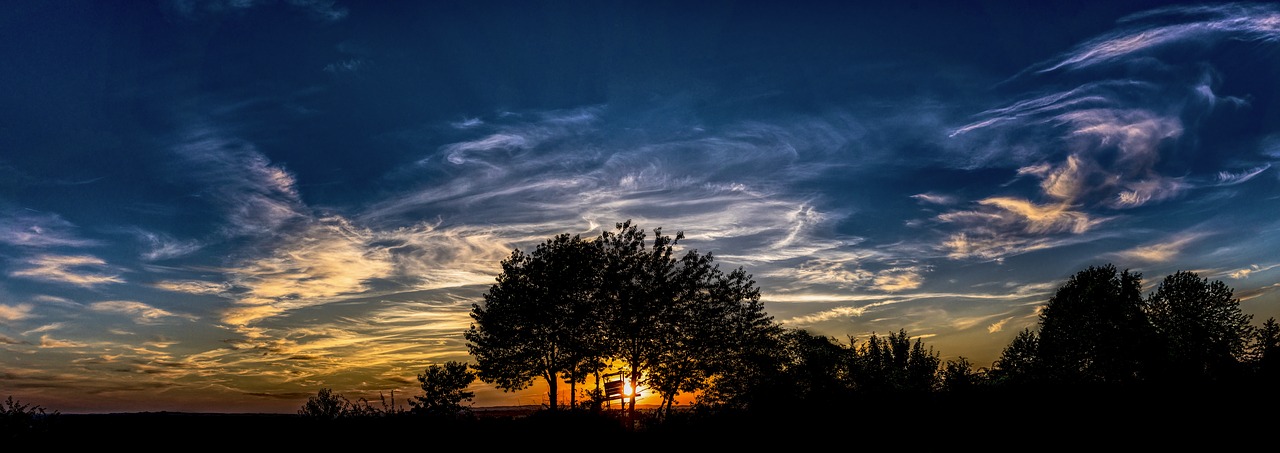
left=3, top=0, right=1280, bottom=413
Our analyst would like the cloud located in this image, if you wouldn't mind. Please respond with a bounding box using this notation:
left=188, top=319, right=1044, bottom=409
left=89, top=301, right=198, bottom=324
left=173, top=126, right=306, bottom=237
left=1038, top=3, right=1280, bottom=73
left=9, top=254, right=124, bottom=287
left=974, top=197, right=1101, bottom=234
left=0, top=303, right=34, bottom=323
left=1113, top=232, right=1204, bottom=263
left=0, top=209, right=99, bottom=248
left=911, top=193, right=957, bottom=205
left=134, top=230, right=203, bottom=261
left=873, top=268, right=925, bottom=292
left=1216, top=165, right=1270, bottom=186
left=987, top=316, right=1014, bottom=334
left=1229, top=263, right=1280, bottom=280
left=941, top=232, right=1086, bottom=262
left=0, top=334, right=26, bottom=345
left=768, top=259, right=926, bottom=293
left=376, top=223, right=517, bottom=292
left=22, top=323, right=65, bottom=336
left=934, top=196, right=1109, bottom=261
left=31, top=295, right=81, bottom=309
left=222, top=216, right=396, bottom=326
left=783, top=306, right=869, bottom=326
left=39, top=334, right=87, bottom=348
left=153, top=280, right=231, bottom=296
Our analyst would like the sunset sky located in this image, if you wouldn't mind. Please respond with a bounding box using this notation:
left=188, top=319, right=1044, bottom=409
left=3, top=0, right=1280, bottom=414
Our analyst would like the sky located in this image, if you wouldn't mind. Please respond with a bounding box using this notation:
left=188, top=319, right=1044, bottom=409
left=3, top=0, right=1280, bottom=414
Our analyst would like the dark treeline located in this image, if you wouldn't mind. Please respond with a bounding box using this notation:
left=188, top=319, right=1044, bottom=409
left=6, top=221, right=1279, bottom=447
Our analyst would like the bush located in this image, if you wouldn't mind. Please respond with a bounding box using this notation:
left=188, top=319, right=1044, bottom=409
left=1, top=396, right=59, bottom=439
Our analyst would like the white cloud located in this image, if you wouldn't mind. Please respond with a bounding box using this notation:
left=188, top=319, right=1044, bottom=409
left=1216, top=165, right=1270, bottom=186
left=89, top=301, right=198, bottom=324
left=9, top=254, right=123, bottom=287
left=987, top=316, right=1014, bottom=334
left=153, top=280, right=231, bottom=296
left=1040, top=4, right=1280, bottom=72
left=39, top=334, right=87, bottom=348
left=174, top=127, right=306, bottom=237
left=912, top=193, right=957, bottom=205
left=0, top=209, right=99, bottom=248
left=782, top=306, right=868, bottom=326
left=1113, top=232, right=1204, bottom=263
left=1229, top=263, right=1280, bottom=280
left=223, top=216, right=397, bottom=326
left=0, top=303, right=35, bottom=323
left=135, top=230, right=203, bottom=261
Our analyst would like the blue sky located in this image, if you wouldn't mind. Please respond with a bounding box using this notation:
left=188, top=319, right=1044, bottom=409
left=3, top=0, right=1279, bottom=413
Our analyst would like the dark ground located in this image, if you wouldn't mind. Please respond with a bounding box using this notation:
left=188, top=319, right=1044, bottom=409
left=7, top=389, right=1276, bottom=450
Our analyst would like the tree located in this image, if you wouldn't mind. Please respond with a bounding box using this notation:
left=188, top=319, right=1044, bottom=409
left=595, top=220, right=684, bottom=420
left=989, top=328, right=1040, bottom=387
left=1036, top=264, right=1153, bottom=385
left=1252, top=317, right=1280, bottom=381
left=645, top=253, right=781, bottom=416
left=848, top=329, right=940, bottom=393
left=1144, top=270, right=1253, bottom=383
left=940, top=357, right=988, bottom=392
left=467, top=220, right=778, bottom=420
left=2, top=396, right=59, bottom=439
left=298, top=388, right=351, bottom=420
left=409, top=361, right=478, bottom=418
left=465, top=233, right=602, bottom=411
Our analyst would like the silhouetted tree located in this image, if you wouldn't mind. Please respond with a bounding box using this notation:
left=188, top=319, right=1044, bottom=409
left=299, top=388, right=351, bottom=420
left=409, top=361, right=478, bottom=418
left=647, top=257, right=782, bottom=417
left=694, top=328, right=839, bottom=412
left=1037, top=264, right=1153, bottom=385
left=465, top=233, right=602, bottom=411
left=848, top=329, right=940, bottom=392
left=989, top=328, right=1041, bottom=387
left=1, top=396, right=58, bottom=439
left=1253, top=317, right=1280, bottom=381
left=940, top=357, right=988, bottom=392
left=1145, top=270, right=1253, bottom=384
left=595, top=220, right=686, bottom=420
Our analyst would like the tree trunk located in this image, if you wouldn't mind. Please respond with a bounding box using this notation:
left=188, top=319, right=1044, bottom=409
left=545, top=373, right=559, bottom=410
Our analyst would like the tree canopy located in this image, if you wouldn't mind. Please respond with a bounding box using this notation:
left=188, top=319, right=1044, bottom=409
left=465, top=220, right=780, bottom=418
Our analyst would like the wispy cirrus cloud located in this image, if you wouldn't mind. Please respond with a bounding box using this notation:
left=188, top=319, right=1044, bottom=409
left=89, top=301, right=198, bottom=324
left=987, top=316, right=1014, bottom=334
left=912, top=193, right=957, bottom=205
left=764, top=255, right=928, bottom=293
left=1216, top=165, right=1270, bottom=186
left=0, top=303, right=35, bottom=324
left=1230, top=263, right=1280, bottom=280
left=371, top=105, right=870, bottom=278
left=935, top=4, right=1280, bottom=265
left=9, top=254, right=124, bottom=287
left=132, top=229, right=203, bottom=262
left=0, top=209, right=99, bottom=248
left=39, top=334, right=87, bottom=348
left=1038, top=3, right=1280, bottom=73
left=222, top=216, right=396, bottom=327
left=1113, top=232, right=1205, bottom=263
left=152, top=280, right=231, bottom=296
left=173, top=125, right=306, bottom=238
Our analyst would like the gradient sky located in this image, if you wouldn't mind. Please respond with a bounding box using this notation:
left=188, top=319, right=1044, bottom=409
left=3, top=0, right=1280, bottom=414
